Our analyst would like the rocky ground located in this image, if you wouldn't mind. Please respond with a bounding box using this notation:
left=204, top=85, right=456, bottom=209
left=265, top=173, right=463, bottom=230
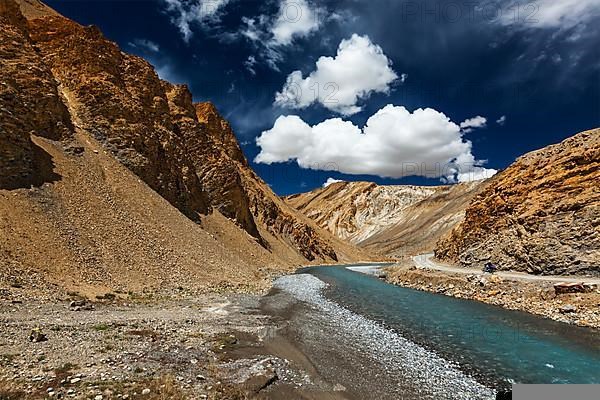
left=0, top=290, right=340, bottom=400
left=385, top=262, right=600, bottom=329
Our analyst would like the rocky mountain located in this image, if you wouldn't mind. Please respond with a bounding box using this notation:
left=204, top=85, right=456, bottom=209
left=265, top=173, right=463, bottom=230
left=285, top=180, right=485, bottom=258
left=0, top=0, right=370, bottom=296
left=436, top=128, right=599, bottom=276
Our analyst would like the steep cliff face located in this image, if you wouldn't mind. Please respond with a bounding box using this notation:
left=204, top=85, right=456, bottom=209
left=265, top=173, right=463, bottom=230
left=285, top=181, right=484, bottom=258
left=191, top=103, right=340, bottom=261
left=435, top=129, right=600, bottom=276
left=0, top=0, right=71, bottom=189
left=26, top=13, right=211, bottom=220
left=0, top=0, right=369, bottom=295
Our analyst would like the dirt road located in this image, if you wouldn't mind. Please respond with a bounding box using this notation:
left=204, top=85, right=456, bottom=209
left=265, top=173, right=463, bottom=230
left=412, top=254, right=600, bottom=284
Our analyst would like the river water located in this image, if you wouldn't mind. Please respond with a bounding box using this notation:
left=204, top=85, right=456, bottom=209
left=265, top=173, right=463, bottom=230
left=264, top=265, right=600, bottom=399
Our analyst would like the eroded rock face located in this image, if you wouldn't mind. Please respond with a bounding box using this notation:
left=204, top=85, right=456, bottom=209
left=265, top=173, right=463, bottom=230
left=192, top=104, right=338, bottom=261
left=0, top=0, right=72, bottom=189
left=188, top=101, right=260, bottom=241
left=26, top=15, right=210, bottom=220
left=0, top=0, right=340, bottom=262
left=286, top=182, right=438, bottom=243
left=435, top=129, right=600, bottom=276
left=241, top=167, right=338, bottom=261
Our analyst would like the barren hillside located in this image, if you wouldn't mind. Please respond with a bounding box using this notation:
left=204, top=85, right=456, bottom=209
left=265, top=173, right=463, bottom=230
left=0, top=0, right=372, bottom=297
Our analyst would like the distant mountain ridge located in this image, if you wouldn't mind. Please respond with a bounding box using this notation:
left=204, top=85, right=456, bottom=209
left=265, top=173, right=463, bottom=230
left=285, top=180, right=485, bottom=258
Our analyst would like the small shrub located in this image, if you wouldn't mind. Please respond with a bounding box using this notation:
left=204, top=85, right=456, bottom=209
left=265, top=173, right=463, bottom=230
left=92, top=323, right=110, bottom=332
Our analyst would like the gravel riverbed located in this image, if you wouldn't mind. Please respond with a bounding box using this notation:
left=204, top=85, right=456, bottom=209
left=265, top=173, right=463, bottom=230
left=273, top=274, right=496, bottom=400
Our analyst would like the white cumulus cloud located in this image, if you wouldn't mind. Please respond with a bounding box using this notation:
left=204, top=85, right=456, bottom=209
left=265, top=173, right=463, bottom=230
left=274, top=34, right=399, bottom=115
left=255, top=105, right=497, bottom=183
left=459, top=116, right=487, bottom=132
left=163, top=0, right=231, bottom=42
left=496, top=115, right=507, bottom=125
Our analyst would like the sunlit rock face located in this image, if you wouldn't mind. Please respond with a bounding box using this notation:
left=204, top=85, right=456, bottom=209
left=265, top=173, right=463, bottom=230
left=436, top=129, right=600, bottom=276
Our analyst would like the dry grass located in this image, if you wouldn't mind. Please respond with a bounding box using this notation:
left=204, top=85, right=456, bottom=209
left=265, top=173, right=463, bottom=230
left=211, top=382, right=249, bottom=400
left=0, top=380, right=26, bottom=400
left=135, top=376, right=187, bottom=400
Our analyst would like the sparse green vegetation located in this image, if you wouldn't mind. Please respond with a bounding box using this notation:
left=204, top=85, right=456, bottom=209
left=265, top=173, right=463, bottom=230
left=92, top=323, right=110, bottom=332
left=54, top=362, right=77, bottom=375
left=211, top=333, right=238, bottom=352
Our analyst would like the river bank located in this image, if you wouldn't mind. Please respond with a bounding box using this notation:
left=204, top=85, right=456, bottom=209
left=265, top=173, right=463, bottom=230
left=384, top=262, right=600, bottom=329
left=0, top=273, right=505, bottom=400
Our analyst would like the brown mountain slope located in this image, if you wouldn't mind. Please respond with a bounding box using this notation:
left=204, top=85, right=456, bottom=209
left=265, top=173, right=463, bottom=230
left=0, top=133, right=275, bottom=296
left=285, top=180, right=485, bottom=258
left=435, top=129, right=600, bottom=276
left=0, top=0, right=371, bottom=295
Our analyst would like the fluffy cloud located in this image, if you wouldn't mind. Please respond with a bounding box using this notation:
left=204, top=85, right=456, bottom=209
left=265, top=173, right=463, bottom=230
left=255, top=105, right=496, bottom=183
left=499, top=0, right=600, bottom=29
left=274, top=35, right=399, bottom=115
left=323, top=178, right=344, bottom=187
left=459, top=116, right=487, bottom=132
left=496, top=115, right=507, bottom=125
left=163, top=0, right=230, bottom=42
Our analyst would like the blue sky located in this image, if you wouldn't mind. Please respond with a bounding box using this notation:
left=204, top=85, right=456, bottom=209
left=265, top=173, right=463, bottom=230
left=47, top=0, right=600, bottom=195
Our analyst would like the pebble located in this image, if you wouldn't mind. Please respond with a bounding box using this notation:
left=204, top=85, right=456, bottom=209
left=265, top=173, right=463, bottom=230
left=559, top=304, right=577, bottom=313
left=141, top=388, right=150, bottom=395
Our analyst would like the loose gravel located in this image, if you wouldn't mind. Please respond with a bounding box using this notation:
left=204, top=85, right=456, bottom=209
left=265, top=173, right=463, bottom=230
left=274, top=274, right=496, bottom=400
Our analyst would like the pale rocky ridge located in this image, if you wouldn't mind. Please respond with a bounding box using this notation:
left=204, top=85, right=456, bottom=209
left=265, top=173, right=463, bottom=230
left=285, top=180, right=485, bottom=258
left=0, top=0, right=372, bottom=296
